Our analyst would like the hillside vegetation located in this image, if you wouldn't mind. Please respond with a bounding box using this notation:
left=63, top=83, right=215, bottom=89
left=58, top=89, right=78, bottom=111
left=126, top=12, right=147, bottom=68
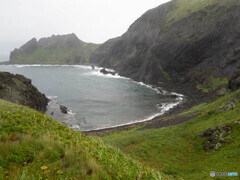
left=9, top=34, right=99, bottom=64
left=0, top=100, right=164, bottom=179
left=90, top=0, right=240, bottom=95
left=102, top=89, right=240, bottom=179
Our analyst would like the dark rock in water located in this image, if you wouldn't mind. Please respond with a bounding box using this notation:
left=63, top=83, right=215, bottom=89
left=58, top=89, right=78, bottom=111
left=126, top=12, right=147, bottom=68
left=60, top=105, right=68, bottom=114
left=170, top=94, right=178, bottom=98
left=228, top=70, right=240, bottom=91
left=91, top=65, right=95, bottom=70
left=0, top=72, right=49, bottom=112
left=100, top=68, right=116, bottom=75
left=156, top=87, right=164, bottom=94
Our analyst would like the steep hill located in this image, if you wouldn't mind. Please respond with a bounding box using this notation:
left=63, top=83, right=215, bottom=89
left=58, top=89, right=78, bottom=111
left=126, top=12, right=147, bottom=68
left=0, top=100, right=164, bottom=179
left=10, top=34, right=99, bottom=64
left=90, top=0, right=240, bottom=95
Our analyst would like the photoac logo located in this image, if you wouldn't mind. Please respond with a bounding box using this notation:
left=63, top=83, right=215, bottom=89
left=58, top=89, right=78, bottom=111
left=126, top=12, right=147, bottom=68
left=210, top=171, right=238, bottom=177
left=210, top=171, right=215, bottom=177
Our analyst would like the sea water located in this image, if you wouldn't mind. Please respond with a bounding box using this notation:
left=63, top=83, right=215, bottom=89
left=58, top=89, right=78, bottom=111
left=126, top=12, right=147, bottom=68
left=0, top=65, right=182, bottom=131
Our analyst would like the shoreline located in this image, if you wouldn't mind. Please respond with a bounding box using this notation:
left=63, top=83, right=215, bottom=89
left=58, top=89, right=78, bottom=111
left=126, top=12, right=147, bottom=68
left=83, top=97, right=190, bottom=136
left=82, top=92, right=185, bottom=133
left=1, top=63, right=187, bottom=134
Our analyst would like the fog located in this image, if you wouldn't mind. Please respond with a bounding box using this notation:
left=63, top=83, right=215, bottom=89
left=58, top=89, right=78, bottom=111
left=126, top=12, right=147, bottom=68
left=0, top=0, right=171, bottom=61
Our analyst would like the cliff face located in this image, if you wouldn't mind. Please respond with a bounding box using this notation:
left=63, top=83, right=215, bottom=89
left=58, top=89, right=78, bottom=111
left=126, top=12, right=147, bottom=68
left=10, top=33, right=99, bottom=64
left=90, top=0, right=240, bottom=93
left=0, top=72, right=49, bottom=112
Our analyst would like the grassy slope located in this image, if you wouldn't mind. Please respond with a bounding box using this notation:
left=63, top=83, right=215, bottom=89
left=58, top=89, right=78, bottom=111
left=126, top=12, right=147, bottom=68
left=196, top=74, right=228, bottom=93
left=165, top=0, right=240, bottom=28
left=0, top=100, right=163, bottom=179
left=102, top=90, right=240, bottom=179
left=12, top=44, right=99, bottom=64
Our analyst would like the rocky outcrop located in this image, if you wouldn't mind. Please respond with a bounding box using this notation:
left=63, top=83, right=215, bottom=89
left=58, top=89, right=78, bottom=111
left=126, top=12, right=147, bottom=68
left=90, top=0, right=240, bottom=94
left=9, top=33, right=99, bottom=64
left=0, top=72, right=49, bottom=112
left=218, top=92, right=240, bottom=112
left=228, top=69, right=240, bottom=90
left=100, top=68, right=116, bottom=75
left=199, top=124, right=232, bottom=152
left=60, top=105, right=68, bottom=114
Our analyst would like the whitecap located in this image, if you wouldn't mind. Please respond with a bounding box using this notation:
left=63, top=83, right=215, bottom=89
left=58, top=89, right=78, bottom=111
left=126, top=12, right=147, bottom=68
left=83, top=70, right=130, bottom=79
left=47, top=95, right=58, bottom=99
left=73, top=65, right=92, bottom=70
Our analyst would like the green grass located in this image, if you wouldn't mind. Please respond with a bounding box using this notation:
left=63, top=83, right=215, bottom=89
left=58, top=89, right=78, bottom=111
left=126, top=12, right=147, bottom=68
left=197, top=73, right=228, bottom=93
left=109, top=57, right=120, bottom=67
left=102, top=89, right=240, bottom=179
left=127, top=49, right=137, bottom=60
left=0, top=100, right=163, bottom=179
left=159, top=65, right=171, bottom=80
left=164, top=0, right=240, bottom=29
left=180, top=103, right=207, bottom=116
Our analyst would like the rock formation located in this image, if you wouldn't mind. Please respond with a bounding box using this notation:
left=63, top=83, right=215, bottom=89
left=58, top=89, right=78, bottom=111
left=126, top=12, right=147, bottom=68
left=10, top=33, right=99, bottom=64
left=0, top=72, right=49, bottom=112
left=90, top=0, right=240, bottom=94
left=228, top=69, right=240, bottom=90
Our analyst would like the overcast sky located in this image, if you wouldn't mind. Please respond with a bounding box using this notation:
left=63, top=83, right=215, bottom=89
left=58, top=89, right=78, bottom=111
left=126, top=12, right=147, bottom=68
left=0, top=0, right=171, bottom=61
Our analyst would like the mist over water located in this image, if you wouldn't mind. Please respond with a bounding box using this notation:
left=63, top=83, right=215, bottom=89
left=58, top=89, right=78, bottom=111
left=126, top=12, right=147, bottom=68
left=0, top=53, right=9, bottom=62
left=0, top=65, right=181, bottom=130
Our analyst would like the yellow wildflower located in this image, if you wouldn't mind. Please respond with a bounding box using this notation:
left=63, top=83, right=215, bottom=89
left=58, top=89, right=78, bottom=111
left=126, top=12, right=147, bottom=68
left=44, top=170, right=51, bottom=174
left=41, top=166, right=48, bottom=170
left=56, top=170, right=63, bottom=175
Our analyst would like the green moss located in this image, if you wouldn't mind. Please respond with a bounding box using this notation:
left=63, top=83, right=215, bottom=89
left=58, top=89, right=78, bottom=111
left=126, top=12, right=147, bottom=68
left=102, top=89, right=240, bottom=179
left=0, top=100, right=163, bottom=179
left=159, top=65, right=171, bottom=80
left=109, top=57, right=120, bottom=67
left=127, top=49, right=137, bottom=60
left=178, top=32, right=199, bottom=41
left=180, top=103, right=207, bottom=116
left=197, top=73, right=228, bottom=93
left=164, top=0, right=240, bottom=30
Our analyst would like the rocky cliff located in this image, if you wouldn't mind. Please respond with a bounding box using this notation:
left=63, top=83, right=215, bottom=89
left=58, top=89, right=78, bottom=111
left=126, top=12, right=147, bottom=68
left=10, top=33, right=99, bottom=64
left=0, top=72, right=49, bottom=112
left=90, top=0, right=240, bottom=95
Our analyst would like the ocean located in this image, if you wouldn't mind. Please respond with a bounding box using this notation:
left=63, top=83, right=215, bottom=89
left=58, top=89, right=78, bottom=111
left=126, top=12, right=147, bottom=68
left=0, top=65, right=183, bottom=131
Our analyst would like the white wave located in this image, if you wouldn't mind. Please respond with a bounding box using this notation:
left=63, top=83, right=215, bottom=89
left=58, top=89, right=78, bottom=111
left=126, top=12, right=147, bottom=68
left=11, top=64, right=88, bottom=68
left=73, top=65, right=92, bottom=70
left=83, top=70, right=129, bottom=79
left=13, top=64, right=65, bottom=68
left=171, top=92, right=184, bottom=97
left=135, top=81, right=160, bottom=94
left=47, top=98, right=76, bottom=116
left=82, top=98, right=182, bottom=132
left=80, top=112, right=162, bottom=131
left=67, top=109, right=76, bottom=115
left=95, top=66, right=115, bottom=72
left=47, top=95, right=58, bottom=99
left=10, top=64, right=119, bottom=73
left=72, top=125, right=81, bottom=130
